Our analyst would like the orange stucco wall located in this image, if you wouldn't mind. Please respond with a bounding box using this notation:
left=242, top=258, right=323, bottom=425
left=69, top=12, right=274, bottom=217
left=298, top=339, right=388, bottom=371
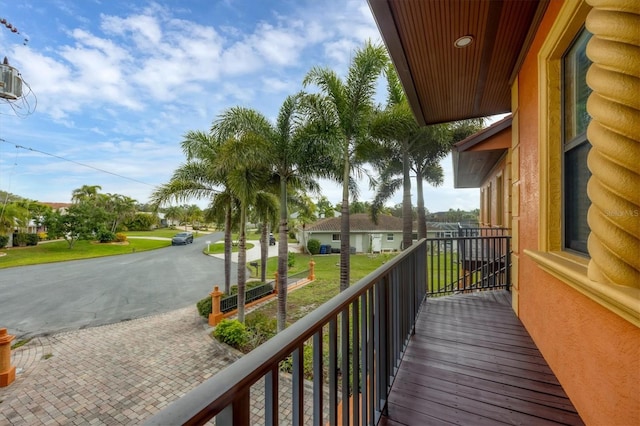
left=467, top=128, right=511, bottom=152
left=514, top=2, right=640, bottom=425
left=479, top=156, right=509, bottom=228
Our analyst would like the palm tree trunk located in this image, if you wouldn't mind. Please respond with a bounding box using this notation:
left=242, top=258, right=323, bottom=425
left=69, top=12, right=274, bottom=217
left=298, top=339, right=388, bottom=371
left=416, top=171, right=427, bottom=239
left=340, top=143, right=350, bottom=292
left=237, top=204, right=247, bottom=323
left=402, top=145, right=413, bottom=249
left=277, top=178, right=288, bottom=332
left=224, top=201, right=232, bottom=295
left=260, top=220, right=268, bottom=282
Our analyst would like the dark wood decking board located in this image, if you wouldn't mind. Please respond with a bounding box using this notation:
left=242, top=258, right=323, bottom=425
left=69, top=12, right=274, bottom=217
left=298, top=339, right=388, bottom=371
left=380, top=290, right=584, bottom=426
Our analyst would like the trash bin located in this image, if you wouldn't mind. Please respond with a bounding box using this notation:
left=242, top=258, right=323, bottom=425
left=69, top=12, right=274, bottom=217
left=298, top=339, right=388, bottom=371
left=350, top=246, right=356, bottom=254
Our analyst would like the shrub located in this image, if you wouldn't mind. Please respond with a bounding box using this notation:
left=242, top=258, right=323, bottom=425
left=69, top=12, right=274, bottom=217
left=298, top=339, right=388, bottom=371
left=115, top=232, right=127, bottom=242
left=25, top=233, right=39, bottom=246
left=288, top=251, right=295, bottom=268
left=280, top=344, right=314, bottom=379
left=245, top=311, right=277, bottom=347
left=214, top=319, right=248, bottom=349
left=196, top=296, right=212, bottom=318
left=0, top=235, right=9, bottom=248
left=307, top=238, right=320, bottom=255
left=97, top=229, right=116, bottom=243
left=288, top=230, right=296, bottom=240
left=13, top=233, right=38, bottom=246
left=37, top=231, right=47, bottom=241
left=245, top=311, right=278, bottom=341
left=124, top=212, right=158, bottom=231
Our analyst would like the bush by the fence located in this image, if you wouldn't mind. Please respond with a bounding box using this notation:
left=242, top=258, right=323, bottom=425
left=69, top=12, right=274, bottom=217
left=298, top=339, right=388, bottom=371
left=213, top=319, right=248, bottom=349
left=197, top=296, right=212, bottom=318
left=0, top=235, right=9, bottom=248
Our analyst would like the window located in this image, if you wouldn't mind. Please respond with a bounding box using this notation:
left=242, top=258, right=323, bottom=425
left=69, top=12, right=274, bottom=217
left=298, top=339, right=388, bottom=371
left=331, top=233, right=340, bottom=241
left=386, top=233, right=394, bottom=241
left=563, top=28, right=592, bottom=255
left=412, top=233, right=418, bottom=240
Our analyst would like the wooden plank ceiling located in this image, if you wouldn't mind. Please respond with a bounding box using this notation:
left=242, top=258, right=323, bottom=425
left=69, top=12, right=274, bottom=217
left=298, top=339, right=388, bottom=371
left=368, top=0, right=547, bottom=125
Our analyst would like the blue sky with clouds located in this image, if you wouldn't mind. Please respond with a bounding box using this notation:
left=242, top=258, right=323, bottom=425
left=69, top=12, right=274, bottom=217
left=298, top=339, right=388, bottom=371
left=0, top=0, right=480, bottom=213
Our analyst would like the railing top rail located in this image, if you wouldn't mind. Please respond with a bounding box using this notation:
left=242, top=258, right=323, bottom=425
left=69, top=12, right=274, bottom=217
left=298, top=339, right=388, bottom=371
left=145, top=239, right=427, bottom=425
left=426, top=235, right=512, bottom=241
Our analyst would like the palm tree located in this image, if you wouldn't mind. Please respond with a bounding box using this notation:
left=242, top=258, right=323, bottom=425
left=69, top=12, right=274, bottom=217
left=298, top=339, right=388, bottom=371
left=71, top=185, right=102, bottom=203
left=150, top=131, right=238, bottom=294
left=210, top=96, right=323, bottom=331
left=252, top=192, right=279, bottom=283
left=214, top=132, right=270, bottom=323
left=411, top=120, right=484, bottom=239
left=203, top=190, right=240, bottom=295
left=0, top=202, right=28, bottom=238
left=303, top=41, right=388, bottom=291
left=163, top=205, right=183, bottom=228
left=99, top=193, right=137, bottom=232
left=369, top=64, right=446, bottom=247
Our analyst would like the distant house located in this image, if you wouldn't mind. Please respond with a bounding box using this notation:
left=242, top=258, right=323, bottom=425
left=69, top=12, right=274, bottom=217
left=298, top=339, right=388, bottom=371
left=425, top=221, right=465, bottom=238
left=300, top=213, right=413, bottom=253
left=40, top=202, right=72, bottom=214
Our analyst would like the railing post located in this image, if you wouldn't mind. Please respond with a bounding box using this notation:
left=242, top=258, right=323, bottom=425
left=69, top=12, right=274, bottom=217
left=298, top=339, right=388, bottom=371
left=208, top=286, right=223, bottom=327
left=506, top=237, right=512, bottom=291
left=216, top=388, right=250, bottom=426
left=308, top=259, right=316, bottom=281
left=0, top=328, right=16, bottom=387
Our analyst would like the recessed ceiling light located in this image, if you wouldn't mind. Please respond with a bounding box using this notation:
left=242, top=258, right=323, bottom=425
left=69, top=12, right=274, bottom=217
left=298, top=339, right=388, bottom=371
left=454, top=35, right=474, bottom=48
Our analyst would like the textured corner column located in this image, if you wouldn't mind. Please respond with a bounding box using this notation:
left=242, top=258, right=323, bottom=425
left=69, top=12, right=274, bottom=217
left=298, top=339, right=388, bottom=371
left=585, top=0, right=640, bottom=288
left=208, top=286, right=223, bottom=327
left=0, top=328, right=16, bottom=387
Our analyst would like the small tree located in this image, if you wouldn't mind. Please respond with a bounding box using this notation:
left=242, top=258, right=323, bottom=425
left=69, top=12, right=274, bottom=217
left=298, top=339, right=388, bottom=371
left=44, top=204, right=95, bottom=248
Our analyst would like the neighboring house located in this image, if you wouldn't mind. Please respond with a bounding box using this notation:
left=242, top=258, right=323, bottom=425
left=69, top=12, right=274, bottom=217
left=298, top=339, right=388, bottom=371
left=370, top=0, right=639, bottom=424
left=40, top=202, right=71, bottom=214
left=300, top=213, right=412, bottom=253
left=452, top=116, right=512, bottom=228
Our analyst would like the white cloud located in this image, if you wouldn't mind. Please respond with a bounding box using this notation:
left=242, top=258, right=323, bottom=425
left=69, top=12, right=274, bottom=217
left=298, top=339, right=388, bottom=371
left=251, top=22, right=305, bottom=65
left=260, top=76, right=295, bottom=94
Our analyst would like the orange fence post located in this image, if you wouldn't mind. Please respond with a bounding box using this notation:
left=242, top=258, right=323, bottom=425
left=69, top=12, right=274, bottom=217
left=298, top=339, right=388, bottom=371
left=308, top=259, right=316, bottom=281
left=0, top=328, right=16, bottom=387
left=208, top=286, right=224, bottom=327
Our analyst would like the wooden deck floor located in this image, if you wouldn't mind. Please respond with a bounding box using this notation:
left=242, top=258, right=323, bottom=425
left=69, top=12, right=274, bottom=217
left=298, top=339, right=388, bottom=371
left=380, top=290, right=584, bottom=426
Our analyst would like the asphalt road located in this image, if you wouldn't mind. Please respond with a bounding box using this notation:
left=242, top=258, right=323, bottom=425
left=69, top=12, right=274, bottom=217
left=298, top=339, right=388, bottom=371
left=0, top=232, right=234, bottom=338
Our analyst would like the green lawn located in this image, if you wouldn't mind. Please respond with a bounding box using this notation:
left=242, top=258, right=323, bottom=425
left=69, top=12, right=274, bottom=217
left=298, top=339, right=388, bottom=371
left=248, top=252, right=396, bottom=324
left=0, top=239, right=170, bottom=269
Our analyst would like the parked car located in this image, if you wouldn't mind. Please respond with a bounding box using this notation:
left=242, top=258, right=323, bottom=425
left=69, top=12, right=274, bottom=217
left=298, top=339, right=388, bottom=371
left=269, top=233, right=276, bottom=246
left=172, top=232, right=194, bottom=245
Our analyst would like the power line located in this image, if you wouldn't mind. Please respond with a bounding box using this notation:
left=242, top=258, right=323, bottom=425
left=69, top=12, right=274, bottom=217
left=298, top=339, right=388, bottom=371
left=0, top=138, right=156, bottom=187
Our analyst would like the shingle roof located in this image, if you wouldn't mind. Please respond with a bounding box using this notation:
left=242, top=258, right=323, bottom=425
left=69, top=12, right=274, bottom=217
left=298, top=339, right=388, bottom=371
left=306, top=213, right=406, bottom=232
left=40, top=202, right=72, bottom=210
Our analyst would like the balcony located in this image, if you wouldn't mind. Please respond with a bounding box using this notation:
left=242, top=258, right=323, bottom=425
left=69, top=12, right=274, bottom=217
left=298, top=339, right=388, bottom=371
left=145, top=233, right=582, bottom=425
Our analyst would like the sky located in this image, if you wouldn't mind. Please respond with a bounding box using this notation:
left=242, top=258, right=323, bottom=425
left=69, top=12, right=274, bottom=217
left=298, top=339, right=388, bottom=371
left=0, top=0, right=481, bottom=213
